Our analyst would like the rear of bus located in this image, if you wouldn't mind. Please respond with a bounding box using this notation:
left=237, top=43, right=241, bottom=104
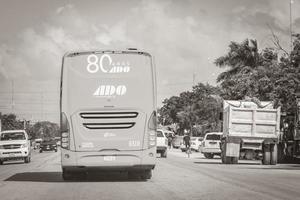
left=60, top=49, right=157, bottom=179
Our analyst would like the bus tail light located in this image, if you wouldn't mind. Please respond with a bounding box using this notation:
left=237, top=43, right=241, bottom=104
left=148, top=111, right=157, bottom=147
left=61, top=112, right=70, bottom=149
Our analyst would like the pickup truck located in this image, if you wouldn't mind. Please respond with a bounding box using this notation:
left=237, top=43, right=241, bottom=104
left=0, top=130, right=31, bottom=164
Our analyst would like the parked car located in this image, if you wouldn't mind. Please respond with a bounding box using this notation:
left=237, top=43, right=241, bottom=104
left=201, top=132, right=222, bottom=159
left=0, top=130, right=31, bottom=164
left=156, top=129, right=168, bottom=158
left=40, top=139, right=57, bottom=153
left=190, top=137, right=204, bottom=152
left=172, top=135, right=183, bottom=149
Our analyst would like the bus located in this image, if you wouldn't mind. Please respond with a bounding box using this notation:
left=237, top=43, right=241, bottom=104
left=60, top=49, right=157, bottom=180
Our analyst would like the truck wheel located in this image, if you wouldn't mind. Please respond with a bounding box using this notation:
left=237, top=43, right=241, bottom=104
left=224, top=156, right=233, bottom=164
left=141, top=170, right=152, bottom=180
left=270, top=143, right=278, bottom=165
left=231, top=157, right=239, bottom=164
left=161, top=150, right=167, bottom=158
left=262, top=144, right=271, bottom=165
left=0, top=160, right=3, bottom=165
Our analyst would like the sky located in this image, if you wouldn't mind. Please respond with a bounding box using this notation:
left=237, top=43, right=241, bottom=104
left=0, top=0, right=299, bottom=123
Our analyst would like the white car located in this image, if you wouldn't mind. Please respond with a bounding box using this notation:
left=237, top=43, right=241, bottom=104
left=0, top=130, right=31, bottom=164
left=190, top=137, right=204, bottom=152
left=156, top=129, right=168, bottom=158
left=201, top=132, right=222, bottom=159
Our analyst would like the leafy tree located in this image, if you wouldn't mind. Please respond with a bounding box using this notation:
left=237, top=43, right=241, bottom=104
left=0, top=114, right=24, bottom=130
left=215, top=35, right=300, bottom=114
left=27, top=121, right=59, bottom=140
left=159, top=83, right=222, bottom=135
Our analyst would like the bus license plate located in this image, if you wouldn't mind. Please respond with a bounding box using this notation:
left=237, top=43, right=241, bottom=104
left=103, top=156, right=116, bottom=161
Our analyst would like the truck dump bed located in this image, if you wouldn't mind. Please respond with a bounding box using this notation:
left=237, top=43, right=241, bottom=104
left=223, top=100, right=280, bottom=139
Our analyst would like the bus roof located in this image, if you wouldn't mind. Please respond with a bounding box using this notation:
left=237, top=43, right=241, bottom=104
left=64, top=49, right=152, bottom=58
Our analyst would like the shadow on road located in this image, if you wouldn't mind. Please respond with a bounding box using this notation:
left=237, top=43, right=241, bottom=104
left=194, top=161, right=260, bottom=165
left=245, top=165, right=300, bottom=170
left=5, top=172, right=148, bottom=182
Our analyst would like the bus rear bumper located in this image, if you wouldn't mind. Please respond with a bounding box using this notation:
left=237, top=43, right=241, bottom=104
left=61, top=148, right=156, bottom=171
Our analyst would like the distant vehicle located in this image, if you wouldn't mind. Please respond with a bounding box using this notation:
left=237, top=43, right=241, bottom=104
left=60, top=49, right=157, bottom=180
left=201, top=132, right=222, bottom=159
left=0, top=130, right=31, bottom=164
left=190, top=137, right=203, bottom=152
left=54, top=136, right=61, bottom=146
left=156, top=129, right=168, bottom=158
left=172, top=135, right=183, bottom=149
left=34, top=138, right=43, bottom=150
left=40, top=139, right=58, bottom=153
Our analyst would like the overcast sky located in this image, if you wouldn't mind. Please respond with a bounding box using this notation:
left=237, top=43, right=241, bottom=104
left=0, top=0, right=299, bottom=123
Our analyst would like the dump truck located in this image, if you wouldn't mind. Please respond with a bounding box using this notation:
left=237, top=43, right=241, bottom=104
left=221, top=99, right=280, bottom=165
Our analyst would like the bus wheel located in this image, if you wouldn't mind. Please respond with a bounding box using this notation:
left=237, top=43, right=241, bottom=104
left=128, top=171, right=140, bottom=180
left=62, top=169, right=73, bottom=181
left=262, top=144, right=271, bottom=165
left=141, top=170, right=152, bottom=180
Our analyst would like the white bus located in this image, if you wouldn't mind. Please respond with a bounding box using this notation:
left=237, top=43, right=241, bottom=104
left=60, top=49, right=157, bottom=180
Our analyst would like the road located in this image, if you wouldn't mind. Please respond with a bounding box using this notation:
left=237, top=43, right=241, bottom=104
left=0, top=148, right=300, bottom=200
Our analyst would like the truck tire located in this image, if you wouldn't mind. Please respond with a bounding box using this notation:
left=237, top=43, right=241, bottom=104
left=270, top=143, right=278, bottom=165
left=231, top=157, right=239, bottom=164
left=262, top=144, right=271, bottom=165
left=161, top=150, right=167, bottom=158
left=0, top=160, right=3, bottom=165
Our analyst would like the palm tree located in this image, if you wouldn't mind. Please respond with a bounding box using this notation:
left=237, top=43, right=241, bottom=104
left=214, top=39, right=261, bottom=83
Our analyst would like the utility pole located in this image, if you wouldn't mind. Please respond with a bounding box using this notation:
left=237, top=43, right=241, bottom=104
left=41, top=92, right=44, bottom=121
left=11, top=80, right=14, bottom=113
left=192, top=73, right=196, bottom=86
left=290, top=0, right=293, bottom=54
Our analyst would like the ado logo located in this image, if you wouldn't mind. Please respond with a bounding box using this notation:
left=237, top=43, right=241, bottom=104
left=93, top=85, right=127, bottom=97
left=87, top=54, right=130, bottom=74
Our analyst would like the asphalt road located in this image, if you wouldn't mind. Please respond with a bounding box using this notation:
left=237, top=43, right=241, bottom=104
left=0, top=148, right=300, bottom=200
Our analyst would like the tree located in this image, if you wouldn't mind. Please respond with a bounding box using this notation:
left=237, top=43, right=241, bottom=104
left=159, top=83, right=222, bottom=135
left=214, top=35, right=300, bottom=114
left=0, top=114, right=24, bottom=131
left=27, top=121, right=59, bottom=140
